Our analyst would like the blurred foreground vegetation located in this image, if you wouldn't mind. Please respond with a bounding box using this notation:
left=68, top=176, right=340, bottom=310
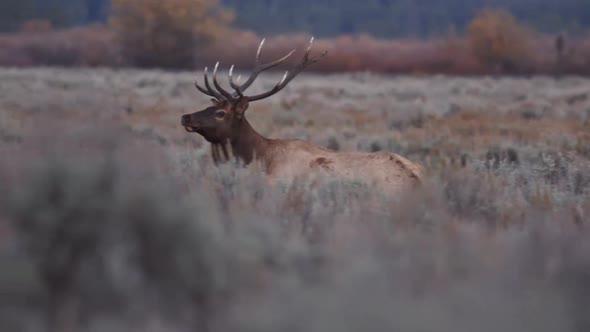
left=1, top=68, right=590, bottom=331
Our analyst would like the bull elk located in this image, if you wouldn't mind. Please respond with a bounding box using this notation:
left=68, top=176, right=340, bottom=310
left=181, top=37, right=423, bottom=194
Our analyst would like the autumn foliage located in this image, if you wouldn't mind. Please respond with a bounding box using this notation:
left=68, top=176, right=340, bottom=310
left=1, top=6, right=590, bottom=75
left=467, top=8, right=533, bottom=73
left=109, top=0, right=233, bottom=69
left=19, top=19, right=54, bottom=33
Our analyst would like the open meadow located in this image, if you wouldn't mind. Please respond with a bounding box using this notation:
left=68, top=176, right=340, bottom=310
left=1, top=68, right=590, bottom=331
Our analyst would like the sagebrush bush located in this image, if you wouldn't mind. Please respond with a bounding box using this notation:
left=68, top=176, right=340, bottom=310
left=2, top=69, right=590, bottom=332
left=109, top=0, right=233, bottom=69
left=1, top=128, right=590, bottom=332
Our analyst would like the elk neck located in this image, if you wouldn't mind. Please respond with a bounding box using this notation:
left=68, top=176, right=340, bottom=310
left=213, top=117, right=271, bottom=166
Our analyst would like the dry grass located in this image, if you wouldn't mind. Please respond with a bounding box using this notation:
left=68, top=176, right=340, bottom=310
left=1, top=68, right=590, bottom=332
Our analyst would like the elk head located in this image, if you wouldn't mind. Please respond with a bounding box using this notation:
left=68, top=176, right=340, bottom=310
left=181, top=97, right=248, bottom=144
left=181, top=37, right=327, bottom=146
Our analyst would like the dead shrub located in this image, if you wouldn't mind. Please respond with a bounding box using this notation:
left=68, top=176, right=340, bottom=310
left=1, top=21, right=589, bottom=75
left=20, top=19, right=53, bottom=33
left=109, top=0, right=233, bottom=69
left=0, top=25, right=121, bottom=67
left=205, top=32, right=490, bottom=75
left=468, top=8, right=534, bottom=73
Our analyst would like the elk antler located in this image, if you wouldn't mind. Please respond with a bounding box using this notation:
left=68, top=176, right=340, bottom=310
left=195, top=37, right=327, bottom=103
left=194, top=66, right=225, bottom=101
left=238, top=37, right=328, bottom=102
left=229, top=38, right=297, bottom=97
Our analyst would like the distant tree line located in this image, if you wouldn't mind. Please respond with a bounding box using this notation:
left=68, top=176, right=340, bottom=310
left=0, top=0, right=109, bottom=31
left=1, top=0, right=589, bottom=37
left=223, top=0, right=590, bottom=37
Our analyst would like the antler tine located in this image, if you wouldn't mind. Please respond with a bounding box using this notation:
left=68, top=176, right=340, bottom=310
left=228, top=65, right=244, bottom=97
left=304, top=36, right=328, bottom=63
left=204, top=67, right=223, bottom=100
left=251, top=38, right=296, bottom=71
left=255, top=38, right=265, bottom=64
left=278, top=37, right=327, bottom=86
left=195, top=80, right=214, bottom=97
left=304, top=36, right=314, bottom=60
left=232, top=38, right=296, bottom=96
left=242, top=71, right=288, bottom=102
left=245, top=37, right=328, bottom=102
left=278, top=71, right=289, bottom=86
left=195, top=66, right=215, bottom=97
left=195, top=66, right=225, bottom=101
left=212, top=62, right=236, bottom=102
left=260, top=48, right=297, bottom=70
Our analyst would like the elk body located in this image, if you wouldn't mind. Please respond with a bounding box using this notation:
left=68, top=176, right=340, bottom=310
left=181, top=38, right=423, bottom=195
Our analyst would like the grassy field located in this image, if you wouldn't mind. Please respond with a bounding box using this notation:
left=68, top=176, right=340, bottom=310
left=1, top=68, right=590, bottom=332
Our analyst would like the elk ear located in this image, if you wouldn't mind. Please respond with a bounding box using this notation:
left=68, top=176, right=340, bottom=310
left=234, top=98, right=249, bottom=118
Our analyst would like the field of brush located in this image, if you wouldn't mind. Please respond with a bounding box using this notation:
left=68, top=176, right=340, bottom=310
left=1, top=68, right=590, bottom=332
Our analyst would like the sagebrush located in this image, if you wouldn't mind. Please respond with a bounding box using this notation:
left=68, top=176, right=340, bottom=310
left=0, top=69, right=589, bottom=332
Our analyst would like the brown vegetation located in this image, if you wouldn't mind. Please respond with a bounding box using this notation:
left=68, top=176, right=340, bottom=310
left=109, top=0, right=233, bottom=69
left=0, top=10, right=589, bottom=75
left=19, top=19, right=53, bottom=33
left=0, top=25, right=120, bottom=67
left=467, top=8, right=534, bottom=73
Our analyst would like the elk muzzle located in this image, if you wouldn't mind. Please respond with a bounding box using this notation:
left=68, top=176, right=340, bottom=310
left=181, top=114, right=200, bottom=133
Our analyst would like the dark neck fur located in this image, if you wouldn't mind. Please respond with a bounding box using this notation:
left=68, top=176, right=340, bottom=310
left=211, top=117, right=270, bottom=166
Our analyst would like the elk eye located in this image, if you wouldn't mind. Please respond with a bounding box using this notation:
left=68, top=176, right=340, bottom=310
left=215, top=111, right=226, bottom=119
